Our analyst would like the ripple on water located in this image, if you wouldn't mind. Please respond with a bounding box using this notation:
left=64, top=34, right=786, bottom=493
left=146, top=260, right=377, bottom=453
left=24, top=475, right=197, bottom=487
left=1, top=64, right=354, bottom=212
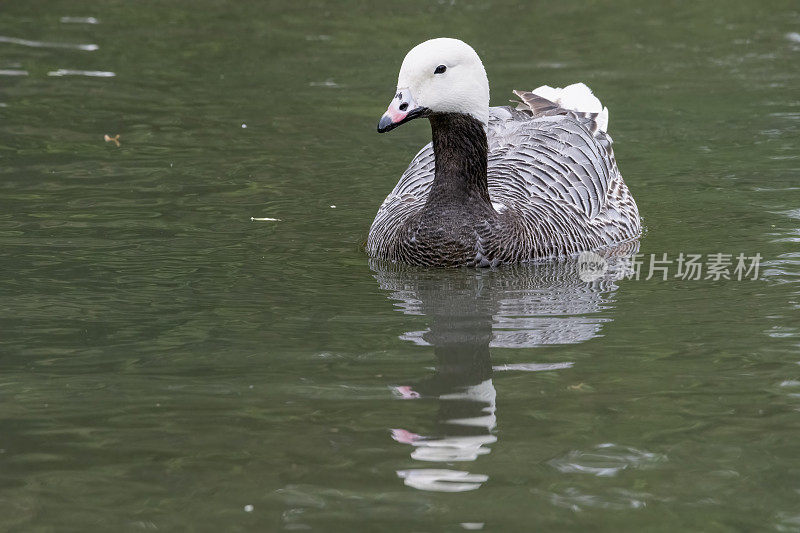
left=548, top=443, right=667, bottom=477
left=48, top=69, right=115, bottom=78
left=0, top=35, right=98, bottom=51
left=274, top=483, right=432, bottom=527
left=776, top=380, right=800, bottom=400
left=776, top=511, right=800, bottom=532
left=763, top=254, right=800, bottom=283
left=543, top=487, right=653, bottom=511
left=59, top=16, right=99, bottom=24
left=763, top=209, right=800, bottom=286
left=309, top=80, right=340, bottom=88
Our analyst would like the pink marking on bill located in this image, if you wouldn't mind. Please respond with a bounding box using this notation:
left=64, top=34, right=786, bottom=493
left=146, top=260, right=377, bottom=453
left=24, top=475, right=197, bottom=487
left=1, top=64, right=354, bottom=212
left=385, top=101, right=408, bottom=123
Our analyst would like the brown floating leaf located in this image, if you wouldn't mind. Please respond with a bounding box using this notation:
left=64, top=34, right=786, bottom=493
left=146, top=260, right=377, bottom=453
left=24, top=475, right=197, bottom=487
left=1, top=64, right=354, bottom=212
left=104, top=134, right=120, bottom=147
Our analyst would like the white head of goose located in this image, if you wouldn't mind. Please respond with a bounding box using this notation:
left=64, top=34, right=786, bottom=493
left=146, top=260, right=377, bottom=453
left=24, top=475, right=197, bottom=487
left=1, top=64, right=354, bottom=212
left=368, top=38, right=641, bottom=268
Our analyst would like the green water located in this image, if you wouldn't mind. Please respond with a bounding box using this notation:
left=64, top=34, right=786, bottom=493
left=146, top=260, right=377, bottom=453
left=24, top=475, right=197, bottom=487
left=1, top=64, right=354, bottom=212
left=1, top=0, right=799, bottom=530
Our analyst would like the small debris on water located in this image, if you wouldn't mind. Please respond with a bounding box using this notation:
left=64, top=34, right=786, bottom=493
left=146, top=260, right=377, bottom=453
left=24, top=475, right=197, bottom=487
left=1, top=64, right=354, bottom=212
left=244, top=505, right=253, bottom=512
left=493, top=362, right=573, bottom=372
left=104, top=134, right=120, bottom=147
left=241, top=123, right=247, bottom=128
left=250, top=217, right=281, bottom=222
left=330, top=205, right=336, bottom=208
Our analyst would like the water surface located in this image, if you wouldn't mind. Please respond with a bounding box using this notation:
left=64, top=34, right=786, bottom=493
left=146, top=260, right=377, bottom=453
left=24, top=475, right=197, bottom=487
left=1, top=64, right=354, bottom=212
left=1, top=0, right=799, bottom=530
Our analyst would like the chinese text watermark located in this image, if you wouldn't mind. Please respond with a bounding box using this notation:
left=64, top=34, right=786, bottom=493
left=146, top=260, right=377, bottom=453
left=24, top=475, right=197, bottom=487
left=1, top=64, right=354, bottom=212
left=577, top=252, right=762, bottom=282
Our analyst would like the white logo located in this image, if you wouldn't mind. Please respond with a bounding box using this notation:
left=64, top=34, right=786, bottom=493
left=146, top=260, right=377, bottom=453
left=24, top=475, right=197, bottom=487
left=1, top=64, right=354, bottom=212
left=577, top=251, right=607, bottom=282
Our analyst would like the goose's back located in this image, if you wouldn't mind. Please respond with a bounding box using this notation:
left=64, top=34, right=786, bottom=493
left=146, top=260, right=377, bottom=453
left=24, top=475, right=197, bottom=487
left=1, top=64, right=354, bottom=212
left=367, top=95, right=641, bottom=264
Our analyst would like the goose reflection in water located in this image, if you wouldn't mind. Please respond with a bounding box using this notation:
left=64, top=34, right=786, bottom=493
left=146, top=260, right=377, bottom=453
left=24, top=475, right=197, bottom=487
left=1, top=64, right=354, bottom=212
left=370, top=245, right=638, bottom=493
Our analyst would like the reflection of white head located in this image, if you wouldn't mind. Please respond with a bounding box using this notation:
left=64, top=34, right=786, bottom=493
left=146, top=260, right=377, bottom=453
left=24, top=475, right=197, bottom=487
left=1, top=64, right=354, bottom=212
left=394, top=379, right=497, bottom=493
left=397, top=38, right=490, bottom=125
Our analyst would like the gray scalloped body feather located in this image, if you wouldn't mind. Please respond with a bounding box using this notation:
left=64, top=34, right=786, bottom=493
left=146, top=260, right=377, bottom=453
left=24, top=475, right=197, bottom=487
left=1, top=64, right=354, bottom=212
left=367, top=91, right=641, bottom=267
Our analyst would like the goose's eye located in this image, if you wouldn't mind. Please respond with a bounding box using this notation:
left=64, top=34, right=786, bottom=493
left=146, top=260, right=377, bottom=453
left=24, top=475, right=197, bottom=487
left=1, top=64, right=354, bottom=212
left=434, top=65, right=447, bottom=75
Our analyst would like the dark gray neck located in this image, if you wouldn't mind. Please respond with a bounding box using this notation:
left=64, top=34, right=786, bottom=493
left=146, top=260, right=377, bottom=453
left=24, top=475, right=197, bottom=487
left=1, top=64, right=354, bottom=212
left=426, top=113, right=491, bottom=209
